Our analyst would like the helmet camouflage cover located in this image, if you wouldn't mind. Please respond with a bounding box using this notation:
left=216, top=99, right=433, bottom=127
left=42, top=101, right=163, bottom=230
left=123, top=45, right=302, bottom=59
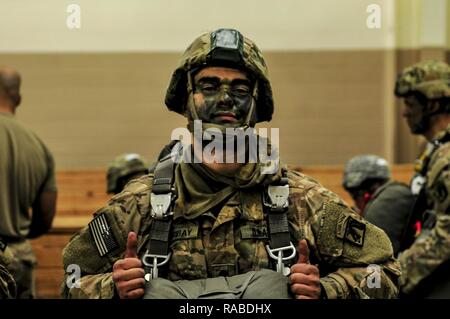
left=165, top=28, right=274, bottom=123
left=394, top=60, right=450, bottom=100
left=106, top=153, right=149, bottom=193
left=343, top=155, right=391, bottom=190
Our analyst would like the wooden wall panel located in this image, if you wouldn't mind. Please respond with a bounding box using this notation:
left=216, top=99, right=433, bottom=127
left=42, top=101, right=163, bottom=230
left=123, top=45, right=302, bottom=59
left=31, top=234, right=72, bottom=299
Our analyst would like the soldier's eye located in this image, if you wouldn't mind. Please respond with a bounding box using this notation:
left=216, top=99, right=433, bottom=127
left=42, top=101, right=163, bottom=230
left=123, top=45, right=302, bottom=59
left=199, top=83, right=218, bottom=93
left=232, top=85, right=251, bottom=95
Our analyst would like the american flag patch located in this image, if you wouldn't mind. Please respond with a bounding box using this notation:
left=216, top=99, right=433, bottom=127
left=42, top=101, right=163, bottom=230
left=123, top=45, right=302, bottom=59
left=89, top=213, right=118, bottom=257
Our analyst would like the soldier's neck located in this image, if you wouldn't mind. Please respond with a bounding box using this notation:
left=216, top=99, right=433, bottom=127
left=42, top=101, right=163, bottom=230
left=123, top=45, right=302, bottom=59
left=0, top=102, right=15, bottom=114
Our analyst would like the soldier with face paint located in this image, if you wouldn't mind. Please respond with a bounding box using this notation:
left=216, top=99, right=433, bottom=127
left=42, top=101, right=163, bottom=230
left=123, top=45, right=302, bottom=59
left=61, top=29, right=400, bottom=299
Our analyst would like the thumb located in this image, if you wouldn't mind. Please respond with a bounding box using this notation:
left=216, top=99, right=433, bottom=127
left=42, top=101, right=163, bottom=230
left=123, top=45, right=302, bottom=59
left=125, top=231, right=138, bottom=258
left=296, top=239, right=310, bottom=264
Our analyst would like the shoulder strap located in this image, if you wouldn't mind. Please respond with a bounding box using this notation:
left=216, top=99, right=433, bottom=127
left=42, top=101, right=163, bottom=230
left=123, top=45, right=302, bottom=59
left=142, top=144, right=179, bottom=280
left=263, top=169, right=296, bottom=276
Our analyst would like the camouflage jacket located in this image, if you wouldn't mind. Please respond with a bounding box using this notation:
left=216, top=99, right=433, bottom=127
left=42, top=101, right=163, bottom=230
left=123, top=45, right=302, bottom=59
left=399, top=126, right=450, bottom=295
left=62, top=169, right=400, bottom=299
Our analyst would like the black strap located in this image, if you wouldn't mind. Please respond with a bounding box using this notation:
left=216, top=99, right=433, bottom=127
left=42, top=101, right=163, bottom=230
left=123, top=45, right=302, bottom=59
left=147, top=219, right=173, bottom=256
left=264, top=169, right=293, bottom=252
left=267, top=212, right=291, bottom=249
left=152, top=153, right=176, bottom=194
left=143, top=145, right=178, bottom=278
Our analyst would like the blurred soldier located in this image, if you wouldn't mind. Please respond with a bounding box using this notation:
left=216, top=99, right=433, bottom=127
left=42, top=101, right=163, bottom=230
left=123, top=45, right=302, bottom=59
left=343, top=155, right=415, bottom=256
left=0, top=240, right=16, bottom=299
left=395, top=60, right=450, bottom=298
left=106, top=153, right=150, bottom=195
left=0, top=66, right=57, bottom=298
left=62, top=29, right=399, bottom=299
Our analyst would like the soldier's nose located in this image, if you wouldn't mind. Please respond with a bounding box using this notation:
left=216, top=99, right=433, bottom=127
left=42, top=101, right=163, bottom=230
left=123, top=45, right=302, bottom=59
left=218, top=90, right=233, bottom=107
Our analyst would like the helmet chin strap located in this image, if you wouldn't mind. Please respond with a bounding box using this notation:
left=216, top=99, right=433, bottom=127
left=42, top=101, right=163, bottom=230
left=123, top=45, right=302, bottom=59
left=186, top=70, right=258, bottom=134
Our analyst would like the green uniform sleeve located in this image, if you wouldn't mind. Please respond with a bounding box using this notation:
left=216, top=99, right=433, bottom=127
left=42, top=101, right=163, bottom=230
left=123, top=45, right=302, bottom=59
left=61, top=214, right=124, bottom=299
left=399, top=215, right=450, bottom=294
left=61, top=176, right=152, bottom=299
left=289, top=172, right=401, bottom=299
left=312, top=202, right=400, bottom=299
left=63, top=273, right=115, bottom=299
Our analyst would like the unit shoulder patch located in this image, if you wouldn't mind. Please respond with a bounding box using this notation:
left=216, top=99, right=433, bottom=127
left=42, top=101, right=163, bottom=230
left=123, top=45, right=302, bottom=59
left=344, top=217, right=366, bottom=247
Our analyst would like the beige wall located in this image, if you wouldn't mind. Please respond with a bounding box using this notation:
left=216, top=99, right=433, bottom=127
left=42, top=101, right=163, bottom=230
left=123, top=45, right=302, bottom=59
left=2, top=50, right=394, bottom=169
left=0, top=0, right=395, bottom=52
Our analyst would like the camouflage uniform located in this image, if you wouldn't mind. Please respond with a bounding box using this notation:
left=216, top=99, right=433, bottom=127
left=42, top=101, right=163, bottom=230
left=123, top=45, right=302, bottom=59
left=395, top=60, right=450, bottom=297
left=5, top=241, right=36, bottom=299
left=62, top=169, right=400, bottom=299
left=0, top=242, right=17, bottom=299
left=62, top=29, right=400, bottom=299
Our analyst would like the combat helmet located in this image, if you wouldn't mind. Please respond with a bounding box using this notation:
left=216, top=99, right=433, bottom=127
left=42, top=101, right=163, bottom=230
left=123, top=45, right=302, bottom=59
left=165, top=28, right=274, bottom=125
left=394, top=60, right=450, bottom=100
left=395, top=60, right=450, bottom=133
left=106, top=153, right=149, bottom=194
left=343, top=155, right=391, bottom=190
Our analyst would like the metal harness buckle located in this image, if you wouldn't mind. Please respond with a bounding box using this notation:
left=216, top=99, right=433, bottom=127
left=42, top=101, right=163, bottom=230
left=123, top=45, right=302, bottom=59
left=142, top=251, right=172, bottom=281
left=150, top=193, right=174, bottom=219
left=265, top=243, right=296, bottom=276
left=264, top=185, right=289, bottom=210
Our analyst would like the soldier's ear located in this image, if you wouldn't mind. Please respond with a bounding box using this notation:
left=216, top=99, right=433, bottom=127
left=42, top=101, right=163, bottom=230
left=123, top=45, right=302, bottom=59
left=14, top=93, right=21, bottom=107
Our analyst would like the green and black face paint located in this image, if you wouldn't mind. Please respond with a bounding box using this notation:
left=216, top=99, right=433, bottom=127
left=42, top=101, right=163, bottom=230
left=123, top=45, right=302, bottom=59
left=193, top=75, right=255, bottom=126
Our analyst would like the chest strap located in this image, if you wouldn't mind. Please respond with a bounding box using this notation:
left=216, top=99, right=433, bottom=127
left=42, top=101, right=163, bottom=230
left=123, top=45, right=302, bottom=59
left=263, top=170, right=296, bottom=276
left=142, top=150, right=177, bottom=281
left=143, top=147, right=296, bottom=279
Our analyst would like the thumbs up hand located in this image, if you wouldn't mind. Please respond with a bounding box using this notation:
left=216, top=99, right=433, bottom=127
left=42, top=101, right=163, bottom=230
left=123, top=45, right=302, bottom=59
left=290, top=239, right=321, bottom=299
left=112, top=232, right=145, bottom=299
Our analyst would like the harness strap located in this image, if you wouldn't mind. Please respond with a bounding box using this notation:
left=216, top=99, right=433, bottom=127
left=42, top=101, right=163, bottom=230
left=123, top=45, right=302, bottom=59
left=142, top=147, right=178, bottom=280
left=143, top=144, right=297, bottom=279
left=263, top=170, right=296, bottom=276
